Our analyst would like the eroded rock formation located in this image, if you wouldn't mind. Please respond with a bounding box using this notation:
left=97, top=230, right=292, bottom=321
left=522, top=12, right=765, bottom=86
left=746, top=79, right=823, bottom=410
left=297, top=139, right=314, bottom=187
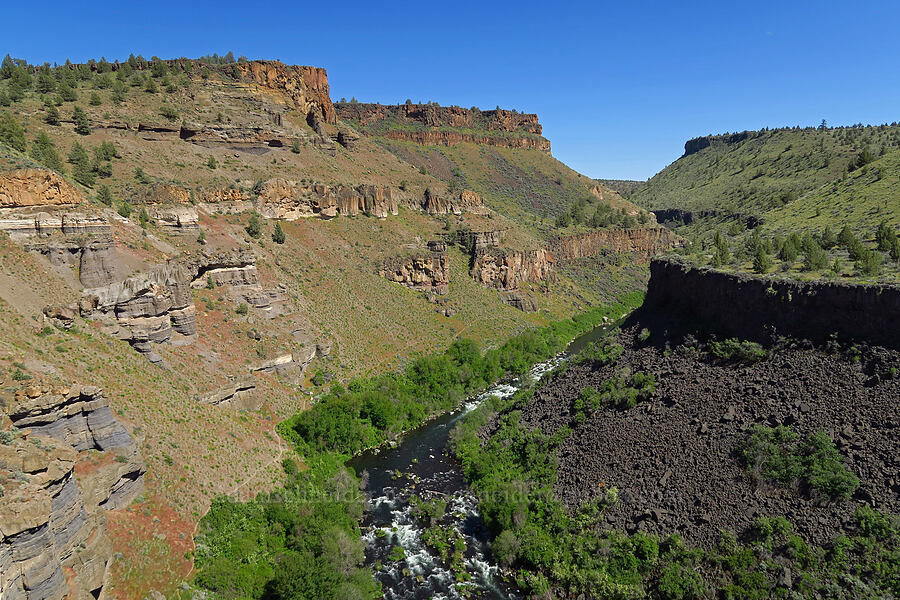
left=81, top=248, right=259, bottom=362
left=0, top=382, right=144, bottom=600
left=379, top=243, right=450, bottom=294
left=0, top=169, right=81, bottom=208
left=470, top=247, right=555, bottom=290
left=257, top=180, right=399, bottom=219
left=550, top=228, right=681, bottom=262
left=227, top=60, right=336, bottom=126
left=422, top=188, right=488, bottom=215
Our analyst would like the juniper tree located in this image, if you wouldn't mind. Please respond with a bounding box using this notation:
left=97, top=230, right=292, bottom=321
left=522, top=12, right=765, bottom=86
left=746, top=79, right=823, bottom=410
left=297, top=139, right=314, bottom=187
left=0, top=112, right=26, bottom=151
left=72, top=106, right=91, bottom=135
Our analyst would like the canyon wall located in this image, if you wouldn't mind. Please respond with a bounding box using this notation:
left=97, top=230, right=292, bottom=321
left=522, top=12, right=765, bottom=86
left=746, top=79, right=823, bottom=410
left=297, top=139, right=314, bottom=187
left=550, top=228, right=682, bottom=261
left=0, top=383, right=144, bottom=600
left=471, top=247, right=555, bottom=290
left=0, top=169, right=82, bottom=208
left=257, top=180, right=399, bottom=219
left=335, top=102, right=551, bottom=152
left=643, top=257, right=900, bottom=349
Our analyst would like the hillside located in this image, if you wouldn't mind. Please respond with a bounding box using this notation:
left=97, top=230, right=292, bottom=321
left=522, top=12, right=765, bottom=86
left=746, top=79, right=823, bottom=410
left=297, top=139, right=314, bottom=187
left=631, top=124, right=900, bottom=222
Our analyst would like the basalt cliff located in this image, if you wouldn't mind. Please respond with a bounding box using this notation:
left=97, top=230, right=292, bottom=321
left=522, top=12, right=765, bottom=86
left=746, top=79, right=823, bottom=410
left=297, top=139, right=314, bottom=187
left=335, top=102, right=551, bottom=152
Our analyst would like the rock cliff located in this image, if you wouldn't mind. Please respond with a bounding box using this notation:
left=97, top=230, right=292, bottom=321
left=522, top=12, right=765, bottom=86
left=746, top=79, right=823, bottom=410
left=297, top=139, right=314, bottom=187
left=550, top=228, right=681, bottom=262
left=227, top=60, right=336, bottom=127
left=335, top=102, right=551, bottom=152
left=643, top=257, right=900, bottom=348
left=379, top=243, right=450, bottom=294
left=470, top=247, right=555, bottom=290
left=422, top=188, right=488, bottom=215
left=0, top=382, right=144, bottom=600
left=81, top=248, right=259, bottom=362
left=257, top=180, right=399, bottom=219
left=0, top=169, right=81, bottom=208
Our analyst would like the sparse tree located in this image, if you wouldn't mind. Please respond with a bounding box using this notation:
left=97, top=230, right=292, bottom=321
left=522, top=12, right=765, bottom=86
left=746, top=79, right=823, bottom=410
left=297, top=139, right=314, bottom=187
left=272, top=221, right=286, bottom=244
left=72, top=105, right=91, bottom=135
left=0, top=111, right=26, bottom=152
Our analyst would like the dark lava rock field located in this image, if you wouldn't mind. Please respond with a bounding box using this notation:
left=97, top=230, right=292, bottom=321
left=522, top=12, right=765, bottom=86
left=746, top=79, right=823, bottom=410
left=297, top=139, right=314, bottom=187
left=517, top=323, right=900, bottom=548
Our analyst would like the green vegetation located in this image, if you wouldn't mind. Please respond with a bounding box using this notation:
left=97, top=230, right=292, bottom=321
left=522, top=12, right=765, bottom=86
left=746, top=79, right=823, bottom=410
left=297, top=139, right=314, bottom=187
left=271, top=221, right=286, bottom=244
left=280, top=293, right=644, bottom=456
left=452, top=345, right=896, bottom=598
left=194, top=453, right=380, bottom=600
left=632, top=125, right=900, bottom=219
left=0, top=111, right=26, bottom=152
left=708, top=338, right=767, bottom=363
left=245, top=213, right=262, bottom=239
left=741, top=425, right=860, bottom=500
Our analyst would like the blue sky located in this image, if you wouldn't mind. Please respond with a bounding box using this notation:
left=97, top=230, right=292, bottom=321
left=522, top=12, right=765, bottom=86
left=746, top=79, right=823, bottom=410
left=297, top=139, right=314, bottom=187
left=5, top=1, right=898, bottom=180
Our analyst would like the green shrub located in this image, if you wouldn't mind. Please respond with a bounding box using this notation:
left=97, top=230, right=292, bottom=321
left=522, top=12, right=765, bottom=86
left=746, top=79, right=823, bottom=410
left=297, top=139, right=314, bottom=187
left=741, top=425, right=859, bottom=500
left=235, top=303, right=249, bottom=315
left=272, top=221, right=286, bottom=244
left=709, top=338, right=766, bottom=363
left=245, top=213, right=262, bottom=238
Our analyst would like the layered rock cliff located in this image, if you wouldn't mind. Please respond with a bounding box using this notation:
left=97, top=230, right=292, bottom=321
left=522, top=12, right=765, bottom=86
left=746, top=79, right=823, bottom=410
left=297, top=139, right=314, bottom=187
left=226, top=60, right=336, bottom=127
left=470, top=247, right=555, bottom=290
left=644, top=257, right=900, bottom=348
left=379, top=241, right=450, bottom=294
left=422, top=188, right=488, bottom=215
left=550, top=228, right=681, bottom=261
left=0, top=382, right=144, bottom=600
left=80, top=248, right=260, bottom=362
left=257, top=180, right=399, bottom=219
left=335, top=102, right=551, bottom=152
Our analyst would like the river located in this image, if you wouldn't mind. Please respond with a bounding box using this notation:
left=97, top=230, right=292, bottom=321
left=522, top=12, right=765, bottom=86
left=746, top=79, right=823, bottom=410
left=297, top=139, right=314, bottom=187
left=348, top=322, right=614, bottom=599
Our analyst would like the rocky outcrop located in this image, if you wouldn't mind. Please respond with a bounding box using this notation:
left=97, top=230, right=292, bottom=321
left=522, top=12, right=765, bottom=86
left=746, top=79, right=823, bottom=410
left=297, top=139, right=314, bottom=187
left=0, top=212, right=109, bottom=240
left=24, top=234, right=120, bottom=288
left=337, top=103, right=542, bottom=134
left=226, top=60, right=336, bottom=126
left=500, top=290, right=538, bottom=312
left=443, top=229, right=503, bottom=253
left=0, top=382, right=144, bottom=600
left=643, top=257, right=900, bottom=349
left=651, top=208, right=763, bottom=229
left=335, top=102, right=551, bottom=152
left=683, top=131, right=752, bottom=156
left=149, top=205, right=199, bottom=233
left=198, top=377, right=257, bottom=409
left=81, top=248, right=258, bottom=361
left=550, top=228, right=681, bottom=262
left=422, top=188, right=488, bottom=215
left=257, top=180, right=399, bottom=219
left=379, top=246, right=450, bottom=294
left=470, top=247, right=554, bottom=290
left=0, top=168, right=81, bottom=208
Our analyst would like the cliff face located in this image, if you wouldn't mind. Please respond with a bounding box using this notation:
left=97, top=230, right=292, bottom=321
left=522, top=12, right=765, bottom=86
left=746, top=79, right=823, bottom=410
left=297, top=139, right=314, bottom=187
left=81, top=248, right=260, bottom=362
left=228, top=60, right=336, bottom=126
left=644, top=257, right=900, bottom=348
left=257, top=180, right=399, bottom=219
left=550, top=228, right=681, bottom=262
left=683, top=131, right=752, bottom=156
left=335, top=102, right=551, bottom=152
left=379, top=242, right=450, bottom=294
left=0, top=169, right=82, bottom=208
left=422, top=189, right=488, bottom=215
left=471, top=248, right=555, bottom=290
left=0, top=383, right=144, bottom=600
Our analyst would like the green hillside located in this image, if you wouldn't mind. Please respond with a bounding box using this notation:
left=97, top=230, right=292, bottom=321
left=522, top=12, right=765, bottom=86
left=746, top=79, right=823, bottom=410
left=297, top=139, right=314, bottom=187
left=632, top=124, right=900, bottom=218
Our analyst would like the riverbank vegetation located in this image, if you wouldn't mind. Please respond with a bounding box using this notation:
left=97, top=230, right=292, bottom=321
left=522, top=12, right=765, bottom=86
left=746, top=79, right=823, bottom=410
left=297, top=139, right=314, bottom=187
left=193, top=293, right=644, bottom=599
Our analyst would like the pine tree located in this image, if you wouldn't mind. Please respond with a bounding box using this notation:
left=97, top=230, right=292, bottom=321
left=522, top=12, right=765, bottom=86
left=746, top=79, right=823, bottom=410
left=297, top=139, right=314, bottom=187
left=89, top=92, right=102, bottom=106
left=44, top=103, right=60, bottom=125
left=0, top=90, right=9, bottom=107
left=96, top=184, right=113, bottom=206
left=57, top=82, right=77, bottom=102
left=72, top=106, right=91, bottom=135
left=29, top=132, right=65, bottom=172
left=0, top=112, right=26, bottom=151
left=68, top=141, right=95, bottom=186
left=752, top=246, right=772, bottom=274
left=272, top=221, right=286, bottom=244
left=245, top=213, right=262, bottom=239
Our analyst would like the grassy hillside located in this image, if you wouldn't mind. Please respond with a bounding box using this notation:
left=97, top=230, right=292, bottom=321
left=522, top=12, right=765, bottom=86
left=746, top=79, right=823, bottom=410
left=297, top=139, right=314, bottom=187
left=632, top=125, right=900, bottom=217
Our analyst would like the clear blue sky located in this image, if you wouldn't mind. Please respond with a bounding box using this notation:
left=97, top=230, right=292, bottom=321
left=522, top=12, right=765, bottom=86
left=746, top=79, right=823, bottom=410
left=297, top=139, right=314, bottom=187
left=5, top=1, right=899, bottom=180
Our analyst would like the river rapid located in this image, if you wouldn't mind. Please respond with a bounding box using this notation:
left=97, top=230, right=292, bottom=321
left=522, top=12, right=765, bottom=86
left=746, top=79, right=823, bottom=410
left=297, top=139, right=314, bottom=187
left=348, top=323, right=612, bottom=599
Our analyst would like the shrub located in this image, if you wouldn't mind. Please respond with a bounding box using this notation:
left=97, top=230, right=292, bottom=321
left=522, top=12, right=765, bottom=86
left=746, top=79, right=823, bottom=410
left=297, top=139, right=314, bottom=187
left=578, top=340, right=623, bottom=366
left=741, top=425, right=859, bottom=500
left=159, top=105, right=178, bottom=120
left=235, top=303, right=249, bottom=315
left=245, top=213, right=262, bottom=239
left=96, top=184, right=113, bottom=206
left=708, top=338, right=766, bottom=363
left=117, top=202, right=132, bottom=218
left=272, top=222, right=286, bottom=244
left=89, top=92, right=101, bottom=106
